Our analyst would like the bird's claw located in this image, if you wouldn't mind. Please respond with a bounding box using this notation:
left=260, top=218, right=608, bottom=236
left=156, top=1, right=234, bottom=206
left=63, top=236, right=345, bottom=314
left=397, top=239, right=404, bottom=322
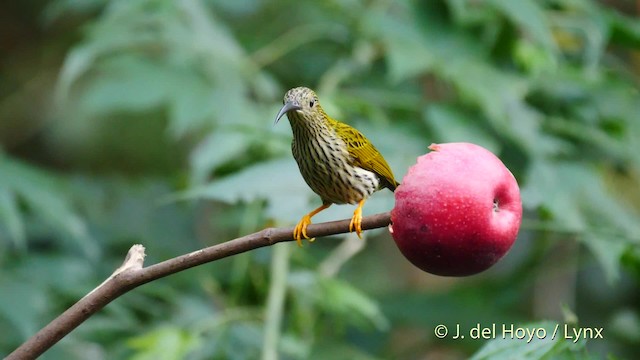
left=293, top=215, right=314, bottom=247
left=349, top=207, right=363, bottom=239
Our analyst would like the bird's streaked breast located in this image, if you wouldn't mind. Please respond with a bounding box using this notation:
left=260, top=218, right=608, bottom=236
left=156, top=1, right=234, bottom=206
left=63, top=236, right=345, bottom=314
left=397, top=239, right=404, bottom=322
left=291, top=121, right=379, bottom=205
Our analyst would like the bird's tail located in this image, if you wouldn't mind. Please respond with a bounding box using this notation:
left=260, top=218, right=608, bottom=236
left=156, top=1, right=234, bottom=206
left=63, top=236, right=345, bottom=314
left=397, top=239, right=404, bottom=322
left=386, top=180, right=400, bottom=192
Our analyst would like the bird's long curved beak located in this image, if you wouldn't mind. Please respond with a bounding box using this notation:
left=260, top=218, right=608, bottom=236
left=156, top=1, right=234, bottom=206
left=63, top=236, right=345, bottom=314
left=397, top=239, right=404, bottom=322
left=274, top=101, right=301, bottom=125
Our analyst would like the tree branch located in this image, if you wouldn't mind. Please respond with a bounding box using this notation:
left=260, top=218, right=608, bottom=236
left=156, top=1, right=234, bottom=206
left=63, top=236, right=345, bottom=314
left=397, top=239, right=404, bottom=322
left=7, top=212, right=392, bottom=360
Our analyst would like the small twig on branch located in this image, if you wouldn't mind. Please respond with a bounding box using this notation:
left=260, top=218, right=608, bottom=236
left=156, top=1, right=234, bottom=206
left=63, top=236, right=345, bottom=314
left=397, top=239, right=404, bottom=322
left=84, top=244, right=146, bottom=298
left=6, top=212, right=392, bottom=360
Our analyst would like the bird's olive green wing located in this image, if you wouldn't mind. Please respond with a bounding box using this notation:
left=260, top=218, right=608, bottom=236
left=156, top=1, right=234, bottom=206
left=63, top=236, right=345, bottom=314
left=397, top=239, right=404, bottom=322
left=333, top=121, right=399, bottom=191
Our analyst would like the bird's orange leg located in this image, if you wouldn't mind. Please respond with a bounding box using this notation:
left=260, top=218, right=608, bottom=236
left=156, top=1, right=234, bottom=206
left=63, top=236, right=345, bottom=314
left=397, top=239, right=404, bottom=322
left=349, top=199, right=366, bottom=239
left=294, top=203, right=331, bottom=246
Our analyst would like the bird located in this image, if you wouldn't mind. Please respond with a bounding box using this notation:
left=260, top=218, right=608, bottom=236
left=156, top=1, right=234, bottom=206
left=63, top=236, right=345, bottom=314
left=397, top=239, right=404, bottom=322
left=274, top=86, right=399, bottom=246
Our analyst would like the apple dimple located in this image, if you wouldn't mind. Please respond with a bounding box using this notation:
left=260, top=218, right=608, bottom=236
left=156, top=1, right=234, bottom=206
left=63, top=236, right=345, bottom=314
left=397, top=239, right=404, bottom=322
left=390, top=142, right=522, bottom=276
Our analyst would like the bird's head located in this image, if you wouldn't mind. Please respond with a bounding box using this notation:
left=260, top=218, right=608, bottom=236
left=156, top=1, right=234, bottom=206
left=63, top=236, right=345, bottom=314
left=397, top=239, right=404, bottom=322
left=274, top=87, right=325, bottom=125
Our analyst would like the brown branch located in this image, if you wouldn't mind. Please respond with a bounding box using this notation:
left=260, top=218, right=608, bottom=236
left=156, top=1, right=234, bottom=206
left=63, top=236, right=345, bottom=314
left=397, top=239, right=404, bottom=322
left=6, top=212, right=392, bottom=360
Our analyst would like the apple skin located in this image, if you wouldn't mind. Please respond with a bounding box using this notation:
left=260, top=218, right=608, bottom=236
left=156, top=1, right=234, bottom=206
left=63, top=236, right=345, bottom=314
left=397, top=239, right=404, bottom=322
left=390, top=142, right=522, bottom=276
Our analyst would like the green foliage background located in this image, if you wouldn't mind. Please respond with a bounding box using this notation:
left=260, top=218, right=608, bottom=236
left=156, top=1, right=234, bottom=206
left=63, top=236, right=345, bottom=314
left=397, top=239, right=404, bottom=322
left=1, top=0, right=640, bottom=358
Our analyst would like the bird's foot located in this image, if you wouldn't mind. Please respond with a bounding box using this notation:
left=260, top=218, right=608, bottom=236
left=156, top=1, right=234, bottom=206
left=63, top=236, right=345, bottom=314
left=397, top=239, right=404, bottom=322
left=292, top=204, right=331, bottom=247
left=293, top=215, right=314, bottom=246
left=349, top=205, right=363, bottom=239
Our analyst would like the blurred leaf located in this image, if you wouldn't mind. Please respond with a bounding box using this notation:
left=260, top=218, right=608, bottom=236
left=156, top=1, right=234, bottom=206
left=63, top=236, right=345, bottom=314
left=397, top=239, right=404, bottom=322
left=15, top=254, right=95, bottom=297
left=176, top=158, right=312, bottom=224
left=583, top=234, right=628, bottom=284
left=522, top=161, right=590, bottom=231
left=167, top=73, right=216, bottom=138
left=0, top=188, right=25, bottom=250
left=609, top=309, right=640, bottom=343
left=487, top=0, right=557, bottom=53
left=0, top=155, right=95, bottom=257
left=78, top=55, right=177, bottom=114
left=522, top=160, right=640, bottom=282
left=440, top=61, right=553, bottom=156
left=44, top=0, right=108, bottom=24
left=188, top=315, right=264, bottom=360
left=289, top=271, right=389, bottom=332
left=309, top=342, right=383, bottom=360
left=55, top=0, right=277, bottom=143
left=219, top=322, right=264, bottom=359
left=514, top=40, right=559, bottom=75
left=608, top=8, right=640, bottom=48
left=370, top=2, right=559, bottom=156
left=424, top=104, right=501, bottom=153
left=189, top=130, right=253, bottom=187
left=318, top=276, right=389, bottom=331
left=470, top=321, right=589, bottom=360
left=365, top=9, right=438, bottom=83
left=382, top=286, right=520, bottom=341
left=66, top=176, right=197, bottom=258
left=447, top=0, right=496, bottom=25
left=0, top=280, right=48, bottom=340
left=128, top=326, right=200, bottom=360
left=55, top=0, right=181, bottom=105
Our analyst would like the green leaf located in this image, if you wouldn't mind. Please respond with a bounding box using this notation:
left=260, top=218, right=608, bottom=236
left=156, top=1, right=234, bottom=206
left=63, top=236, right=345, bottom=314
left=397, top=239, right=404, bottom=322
left=44, top=0, right=108, bottom=25
left=608, top=8, right=640, bottom=48
left=0, top=280, right=49, bottom=340
left=288, top=271, right=389, bottom=332
left=440, top=61, right=554, bottom=156
left=78, top=55, right=176, bottom=114
left=424, top=104, right=501, bottom=153
left=582, top=234, right=627, bottom=284
left=189, top=130, right=253, bottom=187
left=366, top=10, right=438, bottom=82
left=318, top=276, right=389, bottom=331
left=522, top=160, right=640, bottom=282
left=167, top=73, right=217, bottom=138
left=55, top=0, right=180, bottom=105
left=470, top=321, right=588, bottom=360
left=487, top=0, right=557, bottom=53
left=365, top=2, right=563, bottom=157
left=0, top=155, right=95, bottom=256
left=309, top=342, right=383, bottom=360
left=366, top=4, right=483, bottom=83
left=609, top=309, right=640, bottom=343
left=16, top=254, right=95, bottom=296
left=176, top=158, right=313, bottom=224
left=514, top=40, right=559, bottom=75
left=0, top=188, right=25, bottom=251
left=128, top=326, right=200, bottom=360
left=521, top=161, right=589, bottom=231
left=447, top=0, right=496, bottom=25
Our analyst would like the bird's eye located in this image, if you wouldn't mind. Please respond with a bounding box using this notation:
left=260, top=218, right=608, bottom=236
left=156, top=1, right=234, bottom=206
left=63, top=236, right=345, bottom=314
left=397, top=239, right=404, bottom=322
left=309, top=100, right=315, bottom=107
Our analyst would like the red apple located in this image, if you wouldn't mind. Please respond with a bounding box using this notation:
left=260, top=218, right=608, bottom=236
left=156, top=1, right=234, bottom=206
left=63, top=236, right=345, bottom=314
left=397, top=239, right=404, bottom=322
left=390, top=142, right=522, bottom=276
